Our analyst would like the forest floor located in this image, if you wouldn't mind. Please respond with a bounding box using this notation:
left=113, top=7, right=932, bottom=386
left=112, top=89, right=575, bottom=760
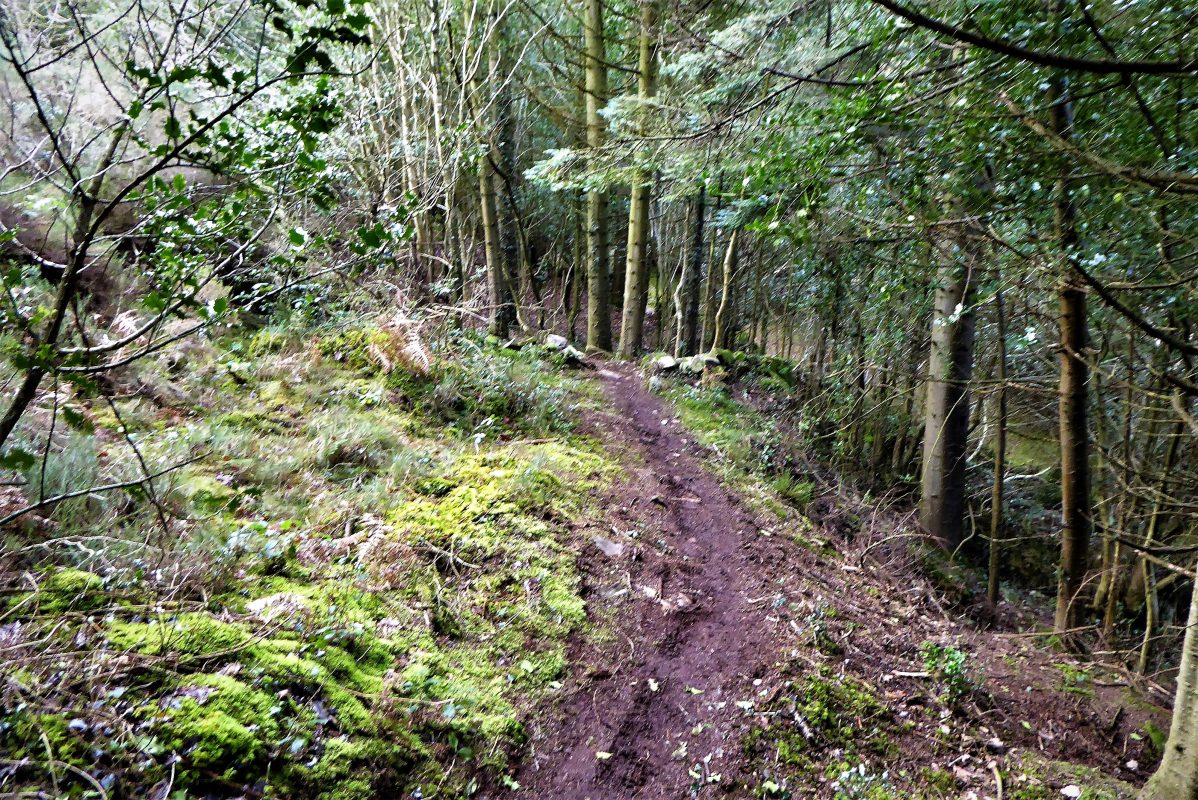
left=498, top=361, right=1163, bottom=800
left=0, top=328, right=1173, bottom=800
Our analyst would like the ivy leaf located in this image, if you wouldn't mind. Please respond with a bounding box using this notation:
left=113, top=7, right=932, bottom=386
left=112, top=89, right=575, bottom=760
left=0, top=447, right=36, bottom=471
left=355, top=223, right=387, bottom=249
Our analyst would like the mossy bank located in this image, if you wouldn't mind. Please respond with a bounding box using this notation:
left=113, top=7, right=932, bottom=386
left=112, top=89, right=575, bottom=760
left=0, top=325, right=612, bottom=798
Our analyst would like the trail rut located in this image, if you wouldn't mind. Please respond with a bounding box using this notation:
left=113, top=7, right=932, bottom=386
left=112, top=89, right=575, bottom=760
left=504, top=364, right=798, bottom=799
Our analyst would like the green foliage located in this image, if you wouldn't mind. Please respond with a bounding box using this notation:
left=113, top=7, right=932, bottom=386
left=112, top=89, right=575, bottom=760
left=919, top=642, right=973, bottom=705
left=771, top=472, right=814, bottom=509
left=1055, top=663, right=1095, bottom=699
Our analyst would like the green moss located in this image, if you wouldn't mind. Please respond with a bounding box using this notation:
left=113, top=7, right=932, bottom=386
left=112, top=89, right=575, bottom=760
left=797, top=671, right=888, bottom=750
left=919, top=767, right=956, bottom=797
left=176, top=473, right=242, bottom=513
left=107, top=613, right=251, bottom=657
left=37, top=568, right=104, bottom=612
left=291, top=735, right=425, bottom=800
left=17, top=713, right=92, bottom=765
left=157, top=698, right=262, bottom=772
left=6, top=329, right=624, bottom=798
left=541, top=573, right=586, bottom=626
left=184, top=674, right=281, bottom=740
left=215, top=408, right=295, bottom=435
left=317, top=328, right=398, bottom=374
left=1007, top=753, right=1138, bottom=800
left=248, top=329, right=288, bottom=356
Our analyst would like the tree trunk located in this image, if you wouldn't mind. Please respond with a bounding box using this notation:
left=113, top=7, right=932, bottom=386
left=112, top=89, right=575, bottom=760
left=918, top=254, right=975, bottom=549
left=674, top=186, right=705, bottom=357
left=479, top=160, right=508, bottom=338
left=474, top=16, right=511, bottom=339
left=1051, top=71, right=1092, bottom=633
left=987, top=287, right=1008, bottom=607
left=617, top=0, right=660, bottom=357
left=1140, top=571, right=1198, bottom=800
left=708, top=228, right=740, bottom=354
left=584, top=0, right=611, bottom=352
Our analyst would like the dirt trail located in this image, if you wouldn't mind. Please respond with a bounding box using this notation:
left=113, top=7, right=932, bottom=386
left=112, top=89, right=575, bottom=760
left=505, top=364, right=800, bottom=799
left=494, top=362, right=1158, bottom=800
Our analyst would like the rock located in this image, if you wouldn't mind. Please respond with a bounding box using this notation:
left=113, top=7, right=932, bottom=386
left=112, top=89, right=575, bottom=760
left=679, top=352, right=720, bottom=373
left=653, top=354, right=678, bottom=371
left=544, top=334, right=569, bottom=350
left=1060, top=786, right=1082, bottom=799
left=561, top=344, right=587, bottom=363
left=984, top=737, right=1006, bottom=754
left=246, top=592, right=310, bottom=622
left=592, top=536, right=625, bottom=558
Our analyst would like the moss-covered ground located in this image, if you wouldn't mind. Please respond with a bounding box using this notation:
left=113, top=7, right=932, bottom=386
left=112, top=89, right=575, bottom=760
left=0, top=325, right=611, bottom=798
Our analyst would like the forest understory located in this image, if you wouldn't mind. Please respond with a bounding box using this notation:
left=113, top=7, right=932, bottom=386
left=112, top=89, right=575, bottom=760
left=0, top=326, right=1170, bottom=799
left=6, top=0, right=1198, bottom=797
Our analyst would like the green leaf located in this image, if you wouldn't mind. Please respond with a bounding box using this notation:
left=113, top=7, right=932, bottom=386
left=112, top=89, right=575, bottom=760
left=0, top=447, right=36, bottom=471
left=143, top=291, right=167, bottom=313
left=355, top=223, right=386, bottom=248
left=62, top=406, right=94, bottom=433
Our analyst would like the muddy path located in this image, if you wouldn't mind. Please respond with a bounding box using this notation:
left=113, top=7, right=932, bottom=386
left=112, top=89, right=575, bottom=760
left=490, top=362, right=1159, bottom=800
left=503, top=364, right=806, bottom=799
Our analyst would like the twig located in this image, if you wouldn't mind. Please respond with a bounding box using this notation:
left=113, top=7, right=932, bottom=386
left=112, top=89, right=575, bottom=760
left=0, top=456, right=203, bottom=526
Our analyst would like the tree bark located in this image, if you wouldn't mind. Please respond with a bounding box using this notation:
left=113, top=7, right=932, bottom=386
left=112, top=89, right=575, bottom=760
left=987, top=287, right=1008, bottom=607
left=584, top=0, right=611, bottom=352
left=1051, top=71, right=1092, bottom=633
left=617, top=0, right=660, bottom=358
left=674, top=185, right=705, bottom=357
left=708, top=228, right=740, bottom=355
left=1140, top=571, right=1198, bottom=800
left=474, top=15, right=512, bottom=339
left=918, top=253, right=975, bottom=549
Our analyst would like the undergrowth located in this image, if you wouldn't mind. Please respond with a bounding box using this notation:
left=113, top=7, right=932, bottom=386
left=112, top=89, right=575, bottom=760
left=664, top=380, right=815, bottom=527
left=0, top=323, right=608, bottom=798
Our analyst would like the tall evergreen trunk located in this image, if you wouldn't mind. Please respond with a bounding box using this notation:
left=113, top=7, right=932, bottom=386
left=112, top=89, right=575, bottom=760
left=475, top=15, right=512, bottom=339
left=584, top=0, right=611, bottom=352
left=918, top=248, right=975, bottom=549
left=673, top=185, right=704, bottom=357
left=497, top=65, right=524, bottom=332
left=479, top=161, right=507, bottom=338
left=567, top=190, right=585, bottom=339
left=987, top=287, right=1008, bottom=607
left=1051, top=70, right=1092, bottom=633
left=617, top=0, right=660, bottom=357
left=699, top=186, right=723, bottom=351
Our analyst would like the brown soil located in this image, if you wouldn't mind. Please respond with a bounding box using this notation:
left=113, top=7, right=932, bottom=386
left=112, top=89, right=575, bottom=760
left=491, top=363, right=1165, bottom=800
